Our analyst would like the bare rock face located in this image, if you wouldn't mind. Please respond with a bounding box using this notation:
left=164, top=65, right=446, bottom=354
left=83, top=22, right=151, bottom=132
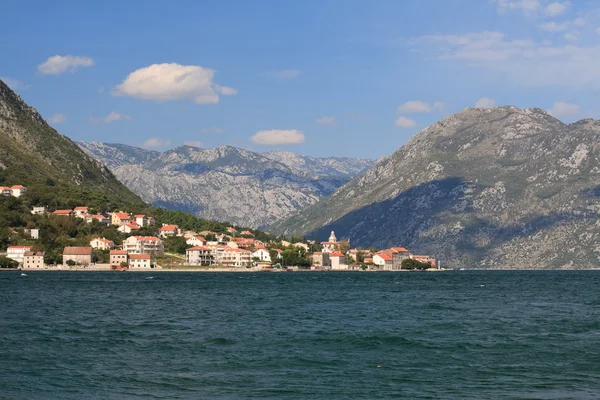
left=271, top=106, right=600, bottom=268
left=78, top=143, right=374, bottom=228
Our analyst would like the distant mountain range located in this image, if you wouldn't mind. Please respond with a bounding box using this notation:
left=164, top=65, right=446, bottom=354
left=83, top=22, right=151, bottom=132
left=78, top=142, right=375, bottom=228
left=270, top=106, right=600, bottom=268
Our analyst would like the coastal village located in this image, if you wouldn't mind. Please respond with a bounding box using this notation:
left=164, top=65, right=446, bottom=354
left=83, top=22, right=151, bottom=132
left=1, top=185, right=438, bottom=271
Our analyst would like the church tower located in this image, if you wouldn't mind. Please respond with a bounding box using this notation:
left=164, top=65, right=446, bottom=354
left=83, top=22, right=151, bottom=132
left=328, top=231, right=337, bottom=243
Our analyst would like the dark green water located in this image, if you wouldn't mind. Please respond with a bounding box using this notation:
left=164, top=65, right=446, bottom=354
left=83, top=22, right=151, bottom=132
left=2, top=271, right=600, bottom=399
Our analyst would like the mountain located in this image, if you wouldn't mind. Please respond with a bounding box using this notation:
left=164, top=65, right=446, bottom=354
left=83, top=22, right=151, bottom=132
left=264, top=150, right=375, bottom=178
left=270, top=106, right=600, bottom=268
left=78, top=142, right=374, bottom=228
left=0, top=79, right=145, bottom=210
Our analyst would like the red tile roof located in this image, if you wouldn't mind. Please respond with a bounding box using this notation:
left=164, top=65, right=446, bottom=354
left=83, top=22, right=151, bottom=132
left=331, top=251, right=345, bottom=257
left=63, top=247, right=93, bottom=255
left=10, top=185, right=25, bottom=189
left=377, top=253, right=393, bottom=261
left=53, top=210, right=73, bottom=215
left=110, top=250, right=127, bottom=255
left=160, top=225, right=178, bottom=231
left=187, top=246, right=211, bottom=251
left=129, top=254, right=151, bottom=260
left=74, top=206, right=88, bottom=211
left=124, top=223, right=141, bottom=229
left=131, top=236, right=161, bottom=242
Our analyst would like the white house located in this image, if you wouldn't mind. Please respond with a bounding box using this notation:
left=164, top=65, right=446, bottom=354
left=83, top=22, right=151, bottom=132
left=330, top=251, right=347, bottom=270
left=73, top=206, right=89, bottom=217
left=186, top=236, right=207, bottom=247
left=129, top=254, right=151, bottom=268
left=31, top=206, right=47, bottom=215
left=23, top=252, right=45, bottom=269
left=86, top=214, right=110, bottom=225
left=159, top=224, right=180, bottom=238
left=10, top=185, right=27, bottom=197
left=0, top=186, right=11, bottom=196
left=293, top=242, right=309, bottom=251
left=24, top=228, right=39, bottom=239
left=90, top=237, right=115, bottom=250
left=7, top=246, right=33, bottom=264
left=118, top=223, right=141, bottom=234
left=218, top=248, right=252, bottom=267
left=373, top=253, right=393, bottom=269
left=186, top=246, right=213, bottom=265
left=252, top=246, right=271, bottom=262
left=134, top=215, right=148, bottom=226
left=122, top=236, right=164, bottom=255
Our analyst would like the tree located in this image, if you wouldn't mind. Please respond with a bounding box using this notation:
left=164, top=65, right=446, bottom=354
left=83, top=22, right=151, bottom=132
left=0, top=256, right=18, bottom=268
left=120, top=261, right=128, bottom=268
left=164, top=236, right=188, bottom=254
left=66, top=259, right=77, bottom=267
left=269, top=249, right=280, bottom=263
left=401, top=259, right=430, bottom=270
left=338, top=241, right=349, bottom=255
left=356, top=252, right=365, bottom=263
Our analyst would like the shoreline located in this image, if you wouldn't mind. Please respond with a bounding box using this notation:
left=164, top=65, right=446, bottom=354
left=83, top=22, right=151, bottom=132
left=5, top=267, right=600, bottom=272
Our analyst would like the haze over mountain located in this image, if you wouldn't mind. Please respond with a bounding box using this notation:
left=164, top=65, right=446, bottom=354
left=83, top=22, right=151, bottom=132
left=271, top=106, right=600, bottom=268
left=78, top=142, right=374, bottom=228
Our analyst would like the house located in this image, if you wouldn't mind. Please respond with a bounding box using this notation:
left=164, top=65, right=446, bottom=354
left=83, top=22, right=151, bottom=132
left=0, top=186, right=11, bottom=196
left=62, top=247, right=93, bottom=266
left=310, top=252, right=330, bottom=268
left=364, top=257, right=374, bottom=264
left=53, top=209, right=74, bottom=217
left=186, top=236, right=206, bottom=247
left=186, top=246, right=214, bottom=265
left=147, top=216, right=156, bottom=225
left=218, top=248, right=252, bottom=267
left=118, top=223, right=141, bottom=234
left=73, top=206, right=89, bottom=217
left=129, top=254, right=151, bottom=268
left=24, top=228, right=39, bottom=239
left=321, top=231, right=338, bottom=253
left=234, top=238, right=255, bottom=248
left=241, top=230, right=254, bottom=237
left=110, top=250, right=128, bottom=266
left=90, top=237, right=115, bottom=250
left=226, top=227, right=238, bottom=235
left=111, top=211, right=131, bottom=226
left=122, top=236, right=164, bottom=255
left=31, top=206, right=47, bottom=215
left=330, top=251, right=347, bottom=270
left=10, top=185, right=27, bottom=197
left=281, top=240, right=291, bottom=247
left=7, top=246, right=33, bottom=264
left=293, top=242, right=309, bottom=251
left=86, top=214, right=110, bottom=225
left=226, top=241, right=239, bottom=249
left=373, top=252, right=393, bottom=270
left=252, top=246, right=271, bottom=262
left=23, top=252, right=44, bottom=269
left=134, top=215, right=148, bottom=226
left=391, top=247, right=411, bottom=270
left=410, top=255, right=436, bottom=268
left=159, top=224, right=180, bottom=238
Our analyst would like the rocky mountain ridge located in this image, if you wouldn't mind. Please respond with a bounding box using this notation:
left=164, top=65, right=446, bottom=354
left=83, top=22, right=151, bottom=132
left=78, top=142, right=374, bottom=228
left=271, top=106, right=600, bottom=268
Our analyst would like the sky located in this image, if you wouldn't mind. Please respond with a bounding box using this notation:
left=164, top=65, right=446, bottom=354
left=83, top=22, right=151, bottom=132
left=1, top=0, right=599, bottom=159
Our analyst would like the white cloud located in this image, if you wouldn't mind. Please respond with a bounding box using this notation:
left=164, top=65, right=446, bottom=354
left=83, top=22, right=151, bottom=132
left=37, top=55, right=94, bottom=75
left=475, top=98, right=497, bottom=108
left=545, top=1, right=571, bottom=17
left=184, top=140, right=204, bottom=148
left=88, top=112, right=131, bottom=124
left=397, top=100, right=432, bottom=113
left=48, top=113, right=67, bottom=124
left=316, top=116, right=336, bottom=125
left=539, top=21, right=569, bottom=31
left=412, top=31, right=600, bottom=88
left=496, top=0, right=542, bottom=15
left=113, top=63, right=235, bottom=104
left=250, top=129, right=305, bottom=145
left=262, top=70, right=301, bottom=80
left=549, top=101, right=580, bottom=117
left=394, top=116, right=417, bottom=128
left=433, top=101, right=446, bottom=112
left=563, top=32, right=578, bottom=41
left=142, top=138, right=171, bottom=148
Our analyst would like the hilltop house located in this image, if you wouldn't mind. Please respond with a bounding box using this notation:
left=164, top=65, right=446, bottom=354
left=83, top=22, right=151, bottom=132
left=53, top=209, right=74, bottom=217
left=23, top=252, right=44, bottom=269
left=90, top=237, right=115, bottom=251
left=31, top=206, right=47, bottom=215
left=7, top=246, right=33, bottom=264
left=186, top=246, right=213, bottom=266
left=122, top=236, right=164, bottom=255
left=110, top=250, right=128, bottom=266
left=63, top=247, right=93, bottom=266
left=293, top=242, right=309, bottom=251
left=10, top=185, right=27, bottom=197
left=186, top=236, right=206, bottom=247
left=0, top=186, right=12, bottom=196
left=111, top=211, right=131, bottom=226
left=134, top=215, right=148, bottom=226
left=159, top=224, right=181, bottom=238
left=129, top=254, right=151, bottom=269
left=86, top=214, right=110, bottom=225
left=118, top=223, right=141, bottom=234
left=73, top=206, right=89, bottom=217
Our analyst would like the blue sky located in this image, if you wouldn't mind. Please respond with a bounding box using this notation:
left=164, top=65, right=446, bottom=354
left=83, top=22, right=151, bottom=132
left=1, top=0, right=598, bottom=159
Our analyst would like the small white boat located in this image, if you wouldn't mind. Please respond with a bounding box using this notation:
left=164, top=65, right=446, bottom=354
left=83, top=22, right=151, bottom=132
left=20, top=273, right=27, bottom=276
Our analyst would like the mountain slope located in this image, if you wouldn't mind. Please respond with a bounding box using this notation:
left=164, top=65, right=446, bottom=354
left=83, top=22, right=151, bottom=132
left=0, top=79, right=145, bottom=210
left=264, top=150, right=374, bottom=178
left=78, top=143, right=372, bottom=228
left=270, top=106, right=600, bottom=268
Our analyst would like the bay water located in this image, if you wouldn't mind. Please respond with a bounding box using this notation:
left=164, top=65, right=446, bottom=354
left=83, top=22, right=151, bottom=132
left=2, top=270, right=600, bottom=399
